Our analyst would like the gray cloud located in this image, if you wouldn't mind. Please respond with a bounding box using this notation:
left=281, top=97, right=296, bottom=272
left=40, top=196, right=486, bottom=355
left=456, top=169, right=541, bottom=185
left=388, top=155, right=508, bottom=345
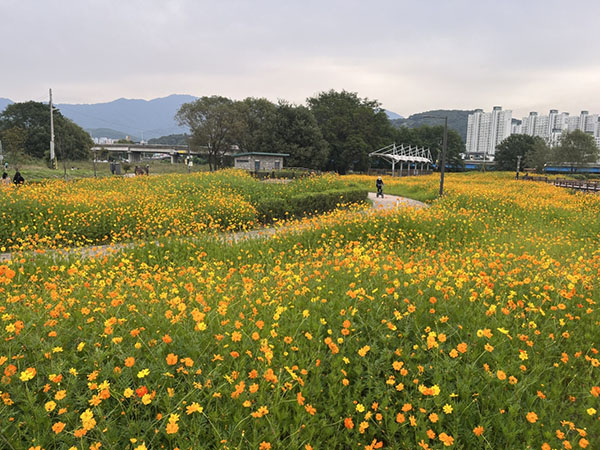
left=1, top=0, right=599, bottom=117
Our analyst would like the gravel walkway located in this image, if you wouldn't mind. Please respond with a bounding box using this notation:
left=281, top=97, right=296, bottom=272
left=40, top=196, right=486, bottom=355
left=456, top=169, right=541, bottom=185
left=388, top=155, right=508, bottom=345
left=368, top=192, right=428, bottom=209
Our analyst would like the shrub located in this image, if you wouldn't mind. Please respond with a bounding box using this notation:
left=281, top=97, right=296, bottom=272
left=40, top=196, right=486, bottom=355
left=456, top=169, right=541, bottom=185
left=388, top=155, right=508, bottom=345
left=255, top=188, right=367, bottom=222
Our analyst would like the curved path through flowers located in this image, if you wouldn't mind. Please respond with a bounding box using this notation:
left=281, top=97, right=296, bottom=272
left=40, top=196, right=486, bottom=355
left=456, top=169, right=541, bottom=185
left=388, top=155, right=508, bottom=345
left=0, top=193, right=427, bottom=262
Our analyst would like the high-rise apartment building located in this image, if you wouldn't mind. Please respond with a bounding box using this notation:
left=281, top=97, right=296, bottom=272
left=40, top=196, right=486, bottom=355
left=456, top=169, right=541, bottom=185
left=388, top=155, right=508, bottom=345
left=517, top=109, right=600, bottom=148
left=465, top=107, right=512, bottom=159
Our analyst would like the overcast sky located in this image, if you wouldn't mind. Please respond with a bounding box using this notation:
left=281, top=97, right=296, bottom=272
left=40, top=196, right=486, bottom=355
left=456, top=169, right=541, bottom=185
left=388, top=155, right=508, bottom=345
left=1, top=0, right=599, bottom=118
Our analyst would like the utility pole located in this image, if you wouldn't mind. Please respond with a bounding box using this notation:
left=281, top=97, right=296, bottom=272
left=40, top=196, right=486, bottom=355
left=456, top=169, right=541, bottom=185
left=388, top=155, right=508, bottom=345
left=439, top=116, right=448, bottom=197
left=420, top=115, right=448, bottom=196
left=49, top=89, right=57, bottom=169
left=93, top=149, right=97, bottom=178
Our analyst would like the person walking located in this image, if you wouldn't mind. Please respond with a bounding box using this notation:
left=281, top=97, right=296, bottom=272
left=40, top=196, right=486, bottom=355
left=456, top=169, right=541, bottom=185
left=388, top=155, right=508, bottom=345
left=13, top=169, right=24, bottom=186
left=376, top=176, right=384, bottom=198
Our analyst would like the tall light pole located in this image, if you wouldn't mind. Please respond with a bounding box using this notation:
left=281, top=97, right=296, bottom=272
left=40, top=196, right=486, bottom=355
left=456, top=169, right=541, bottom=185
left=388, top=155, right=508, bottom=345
left=421, top=115, right=448, bottom=197
left=49, top=88, right=56, bottom=169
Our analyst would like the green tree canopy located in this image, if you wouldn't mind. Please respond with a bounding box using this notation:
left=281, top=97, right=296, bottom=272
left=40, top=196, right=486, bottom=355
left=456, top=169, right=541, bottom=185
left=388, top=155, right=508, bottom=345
left=269, top=102, right=329, bottom=170
left=554, top=129, right=599, bottom=172
left=494, top=134, right=540, bottom=171
left=176, top=96, right=245, bottom=171
left=525, top=138, right=552, bottom=174
left=0, top=126, right=26, bottom=165
left=307, top=90, right=393, bottom=174
left=0, top=101, right=92, bottom=161
left=234, top=98, right=278, bottom=154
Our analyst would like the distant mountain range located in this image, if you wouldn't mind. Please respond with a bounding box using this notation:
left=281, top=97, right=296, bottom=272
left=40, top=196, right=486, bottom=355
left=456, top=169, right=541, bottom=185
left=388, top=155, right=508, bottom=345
left=391, top=110, right=476, bottom=142
left=384, top=110, right=403, bottom=120
left=0, top=98, right=14, bottom=112
left=58, top=94, right=197, bottom=140
left=2, top=94, right=477, bottom=141
left=0, top=94, right=195, bottom=140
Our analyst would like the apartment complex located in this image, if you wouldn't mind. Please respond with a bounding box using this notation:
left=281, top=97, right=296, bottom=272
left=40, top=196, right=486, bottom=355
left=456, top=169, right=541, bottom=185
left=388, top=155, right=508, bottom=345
left=465, top=107, right=512, bottom=159
left=515, top=110, right=600, bottom=148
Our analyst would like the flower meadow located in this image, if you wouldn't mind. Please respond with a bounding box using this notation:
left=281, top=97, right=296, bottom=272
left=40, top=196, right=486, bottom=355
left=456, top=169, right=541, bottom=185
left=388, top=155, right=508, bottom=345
left=1, top=172, right=599, bottom=449
left=0, top=170, right=364, bottom=252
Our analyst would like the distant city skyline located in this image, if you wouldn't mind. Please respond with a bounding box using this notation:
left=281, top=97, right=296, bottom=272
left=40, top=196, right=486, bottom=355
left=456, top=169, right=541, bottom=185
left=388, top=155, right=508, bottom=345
left=1, top=1, right=599, bottom=118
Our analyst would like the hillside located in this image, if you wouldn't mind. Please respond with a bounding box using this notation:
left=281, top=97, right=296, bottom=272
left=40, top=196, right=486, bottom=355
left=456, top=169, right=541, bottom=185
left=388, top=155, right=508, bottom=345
left=384, top=109, right=403, bottom=120
left=0, top=98, right=14, bottom=112
left=56, top=94, right=196, bottom=140
left=87, top=128, right=139, bottom=141
left=391, top=109, right=475, bottom=142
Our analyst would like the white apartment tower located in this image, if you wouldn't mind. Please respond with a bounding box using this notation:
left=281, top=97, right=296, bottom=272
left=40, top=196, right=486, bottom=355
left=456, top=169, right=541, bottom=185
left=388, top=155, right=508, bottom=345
left=517, top=109, right=600, bottom=147
left=466, top=106, right=512, bottom=159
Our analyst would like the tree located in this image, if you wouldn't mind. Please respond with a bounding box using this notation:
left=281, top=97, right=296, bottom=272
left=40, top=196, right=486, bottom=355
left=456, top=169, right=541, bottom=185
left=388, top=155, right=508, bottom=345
left=176, top=96, right=244, bottom=171
left=494, top=134, right=539, bottom=171
left=0, top=101, right=92, bottom=161
left=307, top=90, right=393, bottom=174
left=0, top=126, right=26, bottom=165
left=554, top=129, right=599, bottom=172
left=525, top=138, right=552, bottom=173
left=234, top=98, right=278, bottom=153
left=270, top=102, right=328, bottom=170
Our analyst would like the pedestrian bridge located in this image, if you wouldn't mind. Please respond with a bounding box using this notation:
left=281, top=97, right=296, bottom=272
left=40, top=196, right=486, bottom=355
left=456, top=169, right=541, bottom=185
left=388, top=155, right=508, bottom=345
left=91, top=143, right=205, bottom=163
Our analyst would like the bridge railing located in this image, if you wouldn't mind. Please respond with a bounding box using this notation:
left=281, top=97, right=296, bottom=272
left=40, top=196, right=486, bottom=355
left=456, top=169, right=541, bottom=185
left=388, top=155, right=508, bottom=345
left=521, top=174, right=600, bottom=192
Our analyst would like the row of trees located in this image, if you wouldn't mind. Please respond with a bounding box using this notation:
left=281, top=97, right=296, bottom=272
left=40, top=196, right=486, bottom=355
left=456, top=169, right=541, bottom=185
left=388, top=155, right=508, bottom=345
left=0, top=92, right=467, bottom=175
left=495, top=130, right=599, bottom=173
left=0, top=102, right=93, bottom=164
left=176, top=90, right=465, bottom=173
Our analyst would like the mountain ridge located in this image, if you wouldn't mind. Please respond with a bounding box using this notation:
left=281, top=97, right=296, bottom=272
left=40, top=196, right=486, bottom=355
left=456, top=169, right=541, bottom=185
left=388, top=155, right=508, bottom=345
left=2, top=95, right=463, bottom=141
left=391, top=109, right=476, bottom=142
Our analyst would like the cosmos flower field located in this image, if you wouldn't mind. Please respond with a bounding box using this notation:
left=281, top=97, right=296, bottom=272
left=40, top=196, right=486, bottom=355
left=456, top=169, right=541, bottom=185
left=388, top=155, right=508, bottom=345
left=0, top=171, right=599, bottom=449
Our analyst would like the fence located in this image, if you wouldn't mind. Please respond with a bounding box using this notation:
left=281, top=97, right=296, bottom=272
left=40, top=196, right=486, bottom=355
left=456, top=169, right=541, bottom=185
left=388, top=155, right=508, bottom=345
left=521, top=175, right=600, bottom=192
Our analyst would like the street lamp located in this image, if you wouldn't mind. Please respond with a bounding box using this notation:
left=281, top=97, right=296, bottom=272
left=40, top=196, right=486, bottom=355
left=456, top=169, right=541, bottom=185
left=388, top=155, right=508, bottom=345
left=421, top=115, right=448, bottom=197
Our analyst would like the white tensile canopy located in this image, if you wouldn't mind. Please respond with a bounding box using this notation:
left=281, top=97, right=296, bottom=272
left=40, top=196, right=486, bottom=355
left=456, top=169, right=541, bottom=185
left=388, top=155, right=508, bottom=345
left=369, top=143, right=433, bottom=176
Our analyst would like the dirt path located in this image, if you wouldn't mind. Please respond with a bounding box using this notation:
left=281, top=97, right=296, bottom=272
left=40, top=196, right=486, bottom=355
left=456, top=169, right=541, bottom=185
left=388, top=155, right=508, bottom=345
left=0, top=193, right=428, bottom=262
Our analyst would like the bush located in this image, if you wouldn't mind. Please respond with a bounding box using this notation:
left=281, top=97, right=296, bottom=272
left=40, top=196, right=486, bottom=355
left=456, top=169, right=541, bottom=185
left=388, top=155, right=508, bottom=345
left=255, top=188, right=367, bottom=222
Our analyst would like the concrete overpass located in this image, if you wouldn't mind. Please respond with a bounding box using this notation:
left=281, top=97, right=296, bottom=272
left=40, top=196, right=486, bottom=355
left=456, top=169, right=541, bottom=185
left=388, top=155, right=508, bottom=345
left=91, top=143, right=207, bottom=164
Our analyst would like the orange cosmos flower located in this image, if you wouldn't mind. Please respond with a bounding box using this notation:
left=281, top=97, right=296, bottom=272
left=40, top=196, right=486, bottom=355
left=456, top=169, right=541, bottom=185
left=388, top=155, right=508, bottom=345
left=439, top=432, right=454, bottom=446
left=526, top=411, right=538, bottom=423
left=136, top=386, right=148, bottom=397
left=52, top=422, right=65, bottom=434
